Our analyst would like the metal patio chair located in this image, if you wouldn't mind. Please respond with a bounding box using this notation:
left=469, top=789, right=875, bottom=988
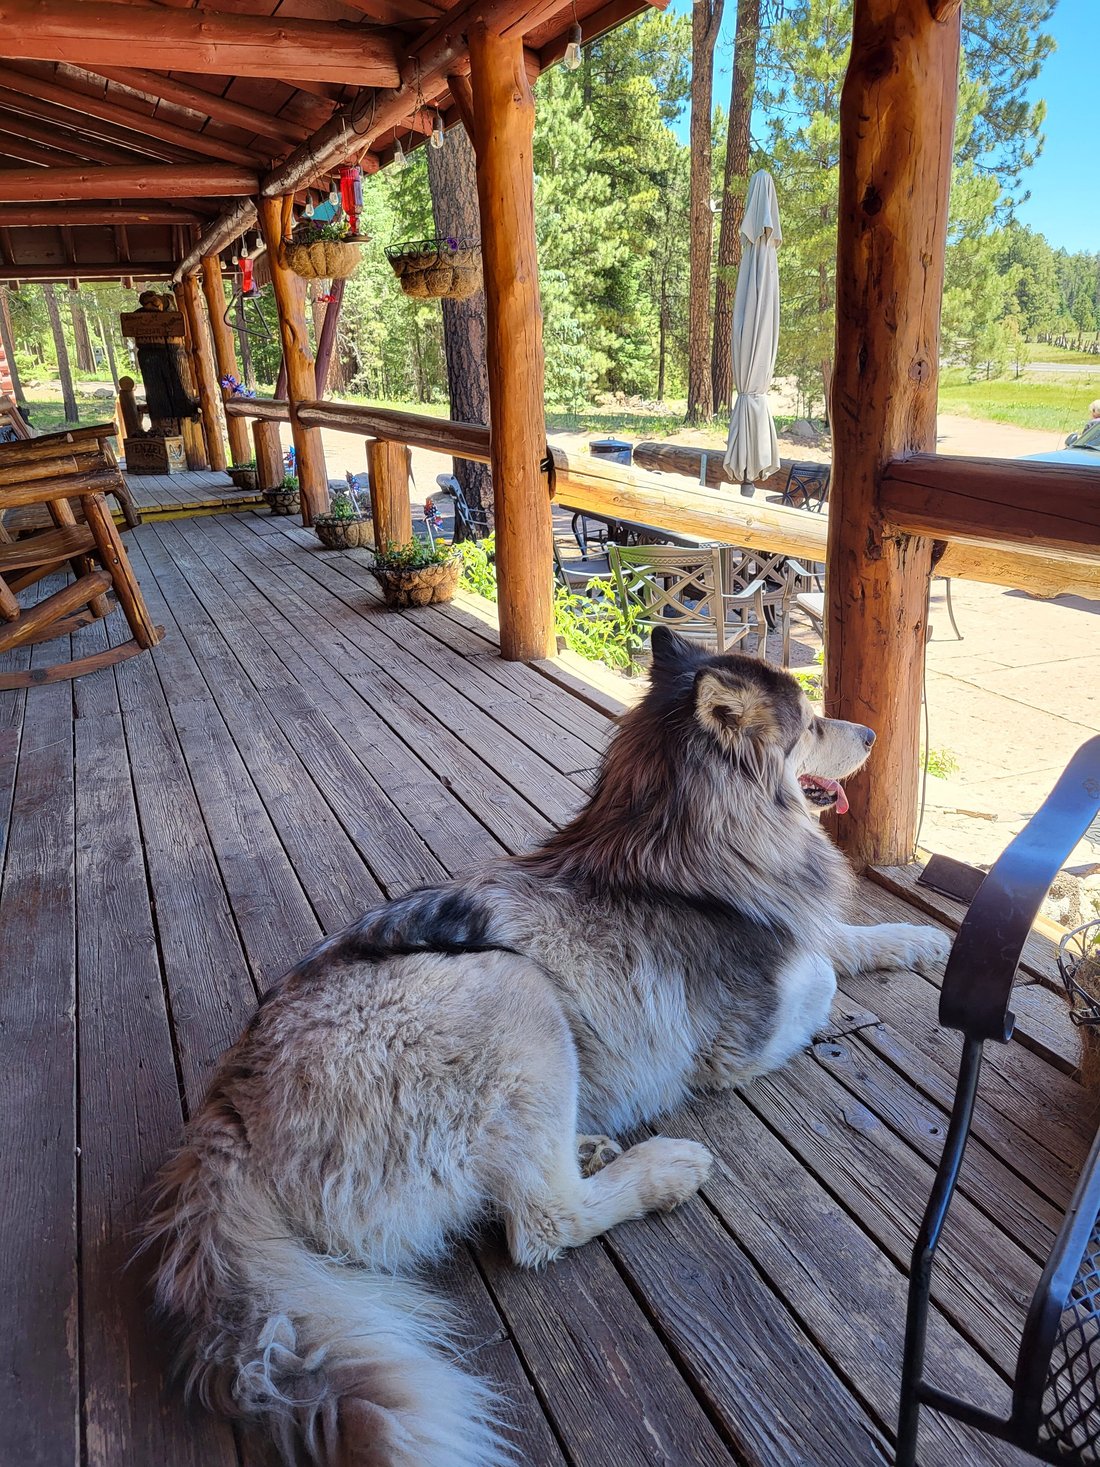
left=898, top=735, right=1100, bottom=1466
left=609, top=542, right=768, bottom=657
left=779, top=460, right=830, bottom=512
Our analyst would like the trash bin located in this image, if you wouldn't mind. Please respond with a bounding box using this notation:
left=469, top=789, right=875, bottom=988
left=589, top=438, right=633, bottom=466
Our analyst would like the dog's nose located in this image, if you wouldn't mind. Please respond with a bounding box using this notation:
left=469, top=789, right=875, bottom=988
left=861, top=726, right=876, bottom=748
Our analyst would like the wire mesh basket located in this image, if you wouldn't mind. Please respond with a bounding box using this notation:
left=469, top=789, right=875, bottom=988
left=1060, top=918, right=1100, bottom=1028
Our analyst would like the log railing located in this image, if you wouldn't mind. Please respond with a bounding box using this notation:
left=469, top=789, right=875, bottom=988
left=221, top=395, right=1100, bottom=601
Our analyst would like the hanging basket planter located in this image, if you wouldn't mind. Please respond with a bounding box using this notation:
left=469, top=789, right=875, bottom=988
left=385, top=237, right=482, bottom=302
left=263, top=479, right=300, bottom=516
left=284, top=225, right=367, bottom=281
left=314, top=515, right=374, bottom=550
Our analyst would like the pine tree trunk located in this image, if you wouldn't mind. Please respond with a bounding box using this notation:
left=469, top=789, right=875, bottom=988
left=0, top=287, right=24, bottom=403
left=43, top=283, right=78, bottom=424
left=426, top=124, right=493, bottom=536
left=68, top=289, right=97, bottom=374
left=686, top=0, right=724, bottom=425
left=93, top=304, right=119, bottom=386
left=711, top=0, right=760, bottom=413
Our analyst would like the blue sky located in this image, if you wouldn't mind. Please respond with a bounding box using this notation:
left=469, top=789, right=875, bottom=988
left=665, top=0, right=1096, bottom=254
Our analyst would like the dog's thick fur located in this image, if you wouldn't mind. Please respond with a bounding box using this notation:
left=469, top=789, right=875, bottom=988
left=145, top=630, right=949, bottom=1466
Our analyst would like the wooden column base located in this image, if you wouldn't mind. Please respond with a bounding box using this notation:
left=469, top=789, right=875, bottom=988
left=366, top=438, right=412, bottom=550
left=252, top=419, right=284, bottom=493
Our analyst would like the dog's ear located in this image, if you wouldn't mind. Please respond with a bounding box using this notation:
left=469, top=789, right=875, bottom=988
left=693, top=670, right=779, bottom=745
left=650, top=626, right=706, bottom=674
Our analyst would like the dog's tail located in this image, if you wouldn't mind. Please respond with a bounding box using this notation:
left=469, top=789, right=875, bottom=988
left=144, top=1135, right=509, bottom=1467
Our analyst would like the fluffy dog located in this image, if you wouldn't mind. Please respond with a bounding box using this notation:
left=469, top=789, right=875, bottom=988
left=146, top=627, right=949, bottom=1466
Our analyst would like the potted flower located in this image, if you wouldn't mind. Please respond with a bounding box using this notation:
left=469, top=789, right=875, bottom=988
left=371, top=537, right=460, bottom=608
left=263, top=472, right=300, bottom=516
left=284, top=219, right=365, bottom=281
left=227, top=457, right=258, bottom=493
left=385, top=236, right=482, bottom=301
left=314, top=486, right=373, bottom=550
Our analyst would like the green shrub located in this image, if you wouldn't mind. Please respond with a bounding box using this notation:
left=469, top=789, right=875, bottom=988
left=372, top=537, right=455, bottom=573
left=923, top=746, right=960, bottom=779
left=454, top=536, right=497, bottom=600
left=553, top=581, right=646, bottom=672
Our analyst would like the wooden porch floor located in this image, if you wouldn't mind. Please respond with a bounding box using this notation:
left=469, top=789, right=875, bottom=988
left=123, top=465, right=259, bottom=517
left=0, top=509, right=1088, bottom=1467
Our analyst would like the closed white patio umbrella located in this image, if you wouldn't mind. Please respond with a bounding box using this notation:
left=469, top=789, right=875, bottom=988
left=723, top=169, right=782, bottom=494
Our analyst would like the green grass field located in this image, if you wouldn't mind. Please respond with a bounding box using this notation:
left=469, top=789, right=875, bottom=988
left=937, top=369, right=1100, bottom=434
left=1021, top=344, right=1100, bottom=367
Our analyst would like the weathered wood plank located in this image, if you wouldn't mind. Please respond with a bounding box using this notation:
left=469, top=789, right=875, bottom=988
left=70, top=613, right=238, bottom=1467
left=661, top=1093, right=1032, bottom=1466
left=478, top=1233, right=738, bottom=1466
left=173, top=515, right=501, bottom=886
left=746, top=1052, right=1038, bottom=1378
left=0, top=670, right=77, bottom=1466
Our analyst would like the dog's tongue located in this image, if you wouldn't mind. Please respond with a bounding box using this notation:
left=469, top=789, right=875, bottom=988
left=828, top=780, right=849, bottom=815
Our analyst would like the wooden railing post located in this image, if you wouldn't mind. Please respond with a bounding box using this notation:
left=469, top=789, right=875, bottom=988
left=200, top=255, right=252, bottom=467
left=366, top=438, right=412, bottom=549
left=468, top=21, right=554, bottom=662
left=827, top=0, right=961, bottom=867
left=252, top=419, right=284, bottom=493
left=256, top=194, right=328, bottom=524
left=177, top=272, right=227, bottom=473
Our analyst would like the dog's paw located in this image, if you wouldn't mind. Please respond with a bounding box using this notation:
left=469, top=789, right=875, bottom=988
left=632, top=1136, right=713, bottom=1212
left=878, top=923, right=952, bottom=974
left=576, top=1134, right=622, bottom=1177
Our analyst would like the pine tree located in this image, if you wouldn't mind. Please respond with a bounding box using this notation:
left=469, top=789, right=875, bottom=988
left=42, top=284, right=78, bottom=425
left=711, top=0, right=762, bottom=413
left=685, top=0, right=724, bottom=424
left=427, top=124, right=493, bottom=535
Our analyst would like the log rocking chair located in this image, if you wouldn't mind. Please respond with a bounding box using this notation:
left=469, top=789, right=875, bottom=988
left=0, top=475, right=162, bottom=689
left=898, top=735, right=1100, bottom=1465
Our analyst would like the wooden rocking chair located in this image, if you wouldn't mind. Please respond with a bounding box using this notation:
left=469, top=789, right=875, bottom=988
left=0, top=471, right=162, bottom=689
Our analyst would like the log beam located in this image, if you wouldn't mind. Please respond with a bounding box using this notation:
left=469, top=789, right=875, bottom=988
left=0, top=261, right=173, bottom=280
left=881, top=453, right=1100, bottom=558
left=468, top=22, right=553, bottom=661
left=0, top=204, right=207, bottom=226
left=827, top=0, right=961, bottom=867
left=201, top=256, right=252, bottom=466
left=255, top=195, right=327, bottom=524
left=0, top=2, right=402, bottom=86
left=90, top=68, right=312, bottom=146
left=0, top=64, right=264, bottom=166
left=0, top=166, right=258, bottom=201
left=366, top=439, right=412, bottom=549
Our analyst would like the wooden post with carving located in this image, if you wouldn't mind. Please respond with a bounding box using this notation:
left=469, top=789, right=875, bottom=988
left=468, top=21, right=554, bottom=661
left=200, top=255, right=252, bottom=467
left=256, top=194, right=328, bottom=524
left=172, top=283, right=209, bottom=471
left=178, top=271, right=227, bottom=473
left=827, top=0, right=961, bottom=867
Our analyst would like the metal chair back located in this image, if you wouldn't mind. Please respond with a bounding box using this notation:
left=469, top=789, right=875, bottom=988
left=898, top=736, right=1100, bottom=1466
left=609, top=542, right=765, bottom=657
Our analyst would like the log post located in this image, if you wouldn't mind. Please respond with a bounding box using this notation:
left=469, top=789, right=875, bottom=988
left=826, top=0, right=961, bottom=867
left=200, top=254, right=252, bottom=466
left=468, top=21, right=554, bottom=661
left=253, top=419, right=284, bottom=493
left=366, top=439, right=412, bottom=549
left=172, top=283, right=208, bottom=470
left=256, top=194, right=328, bottom=524
left=177, top=272, right=227, bottom=473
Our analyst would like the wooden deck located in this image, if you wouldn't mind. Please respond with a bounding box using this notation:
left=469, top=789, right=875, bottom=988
left=123, top=465, right=261, bottom=517
left=0, top=508, right=1087, bottom=1467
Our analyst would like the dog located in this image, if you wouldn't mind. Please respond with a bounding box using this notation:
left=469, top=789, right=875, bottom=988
left=145, top=627, right=950, bottom=1466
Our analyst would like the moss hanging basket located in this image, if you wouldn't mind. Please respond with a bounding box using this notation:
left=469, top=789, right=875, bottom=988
left=385, top=237, right=482, bottom=302
left=284, top=227, right=367, bottom=281
left=375, top=560, right=460, bottom=608
left=314, top=515, right=374, bottom=550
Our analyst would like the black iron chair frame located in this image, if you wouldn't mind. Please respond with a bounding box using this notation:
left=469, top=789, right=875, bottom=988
left=897, top=735, right=1100, bottom=1466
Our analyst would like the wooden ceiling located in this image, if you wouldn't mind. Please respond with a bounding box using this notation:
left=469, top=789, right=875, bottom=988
left=0, top=0, right=659, bottom=280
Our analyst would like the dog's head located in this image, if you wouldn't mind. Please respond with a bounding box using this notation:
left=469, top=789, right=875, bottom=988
left=649, top=626, right=874, bottom=815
